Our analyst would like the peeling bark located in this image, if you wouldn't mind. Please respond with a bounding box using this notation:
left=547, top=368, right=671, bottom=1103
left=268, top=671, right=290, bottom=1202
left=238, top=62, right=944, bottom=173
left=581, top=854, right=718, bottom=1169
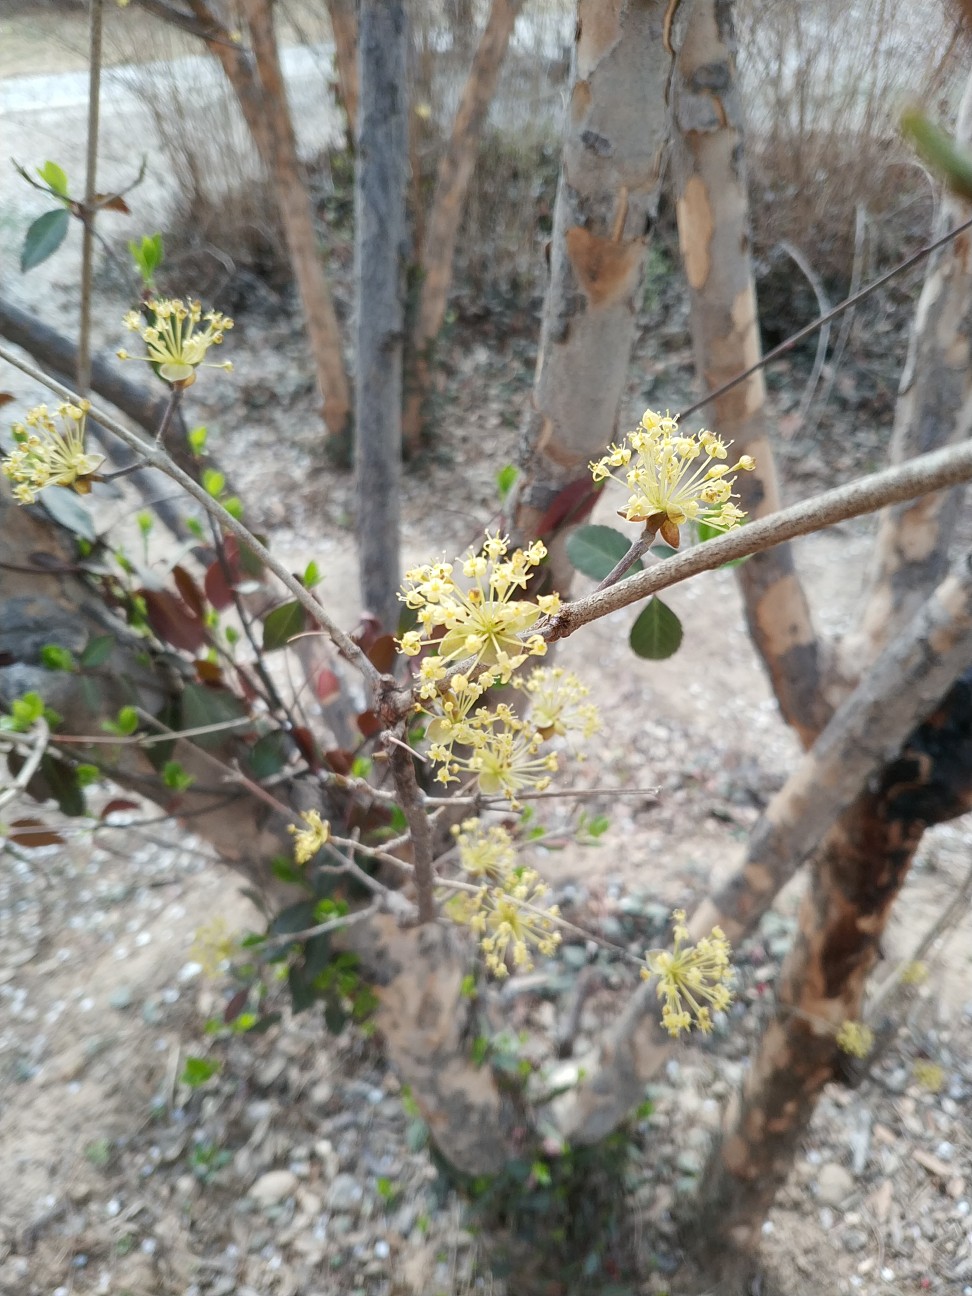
left=325, top=0, right=360, bottom=142
left=552, top=548, right=972, bottom=1143
left=695, top=665, right=972, bottom=1259
left=510, top=0, right=672, bottom=591
left=185, top=0, right=352, bottom=440
left=0, top=485, right=512, bottom=1174
left=672, top=0, right=828, bottom=747
left=845, top=69, right=972, bottom=669
left=403, top=0, right=525, bottom=451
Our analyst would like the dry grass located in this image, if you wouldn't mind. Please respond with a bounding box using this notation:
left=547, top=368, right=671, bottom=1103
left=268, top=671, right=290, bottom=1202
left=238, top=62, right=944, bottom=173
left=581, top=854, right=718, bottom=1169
left=736, top=0, right=964, bottom=283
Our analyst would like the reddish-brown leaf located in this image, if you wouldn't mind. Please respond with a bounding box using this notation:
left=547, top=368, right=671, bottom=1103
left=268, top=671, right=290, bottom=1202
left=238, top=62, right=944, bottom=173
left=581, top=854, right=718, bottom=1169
left=366, top=635, right=397, bottom=673
left=173, top=565, right=206, bottom=620
left=139, top=588, right=207, bottom=653
left=0, top=392, right=14, bottom=410
left=8, top=818, right=65, bottom=847
left=195, top=659, right=223, bottom=685
left=357, top=710, right=383, bottom=739
left=95, top=193, right=131, bottom=214
left=351, top=612, right=384, bottom=653
left=203, top=559, right=235, bottom=610
left=535, top=478, right=600, bottom=537
left=224, top=987, right=249, bottom=1023
left=322, top=749, right=354, bottom=776
left=100, top=798, right=141, bottom=819
left=314, top=666, right=341, bottom=703
left=292, top=727, right=322, bottom=771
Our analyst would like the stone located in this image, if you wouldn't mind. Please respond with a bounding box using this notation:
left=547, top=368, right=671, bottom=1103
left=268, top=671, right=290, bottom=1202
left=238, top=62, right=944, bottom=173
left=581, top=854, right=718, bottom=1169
left=816, top=1162, right=854, bottom=1207
left=327, top=1173, right=363, bottom=1212
left=249, top=1170, right=298, bottom=1208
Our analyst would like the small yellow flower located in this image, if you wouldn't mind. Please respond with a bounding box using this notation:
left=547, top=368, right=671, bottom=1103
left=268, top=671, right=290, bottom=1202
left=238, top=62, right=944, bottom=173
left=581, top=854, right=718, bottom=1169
left=835, top=1020, right=874, bottom=1058
left=642, top=910, right=734, bottom=1036
left=395, top=533, right=554, bottom=686
left=589, top=409, right=755, bottom=547
left=899, top=961, right=928, bottom=986
left=451, top=866, right=561, bottom=978
left=288, top=809, right=331, bottom=864
left=513, top=666, right=600, bottom=740
left=452, top=818, right=518, bottom=882
left=189, top=917, right=235, bottom=979
left=2, top=401, right=103, bottom=503
left=118, top=298, right=234, bottom=386
left=912, top=1060, right=944, bottom=1092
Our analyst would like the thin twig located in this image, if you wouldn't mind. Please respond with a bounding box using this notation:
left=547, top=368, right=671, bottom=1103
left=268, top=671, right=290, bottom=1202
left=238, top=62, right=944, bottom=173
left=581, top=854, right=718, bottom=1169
left=78, top=0, right=104, bottom=395
left=543, top=438, right=972, bottom=642
left=0, top=347, right=382, bottom=694
left=677, top=212, right=972, bottom=425
left=593, top=526, right=658, bottom=593
left=778, top=239, right=831, bottom=433
left=0, top=719, right=50, bottom=813
left=154, top=387, right=182, bottom=444
left=263, top=899, right=384, bottom=948
left=388, top=736, right=437, bottom=923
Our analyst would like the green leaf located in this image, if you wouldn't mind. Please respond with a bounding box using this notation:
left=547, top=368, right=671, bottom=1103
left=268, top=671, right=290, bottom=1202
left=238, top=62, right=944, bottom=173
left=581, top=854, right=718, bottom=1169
left=80, top=634, right=114, bottom=668
left=180, top=1056, right=221, bottom=1088
left=202, top=468, right=225, bottom=498
left=496, top=463, right=518, bottom=500
left=246, top=730, right=289, bottom=780
left=629, top=597, right=683, bottom=660
left=39, top=484, right=97, bottom=540
left=187, top=425, right=208, bottom=456
left=128, top=233, right=164, bottom=284
left=102, top=705, right=139, bottom=736
left=902, top=109, right=972, bottom=201
left=37, top=160, right=69, bottom=198
left=302, top=560, right=321, bottom=588
left=566, top=525, right=643, bottom=582
left=40, top=644, right=76, bottom=671
left=21, top=208, right=70, bottom=272
left=162, top=760, right=195, bottom=791
left=40, top=753, right=85, bottom=817
left=179, top=683, right=247, bottom=748
left=263, top=601, right=305, bottom=651
left=76, top=764, right=100, bottom=787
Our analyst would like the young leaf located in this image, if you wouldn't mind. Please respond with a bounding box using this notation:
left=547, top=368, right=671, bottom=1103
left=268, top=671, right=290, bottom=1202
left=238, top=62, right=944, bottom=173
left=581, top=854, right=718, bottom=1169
left=566, top=524, right=644, bottom=582
left=40, top=644, right=76, bottom=672
left=37, top=160, right=69, bottom=198
left=629, top=597, right=683, bottom=660
left=496, top=463, right=518, bottom=500
left=180, top=1057, right=221, bottom=1088
left=21, top=208, right=70, bottom=272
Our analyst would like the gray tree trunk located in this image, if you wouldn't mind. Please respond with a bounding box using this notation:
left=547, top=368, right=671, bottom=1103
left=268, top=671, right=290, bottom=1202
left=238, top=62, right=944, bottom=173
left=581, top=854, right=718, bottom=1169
left=508, top=0, right=673, bottom=592
left=355, top=0, right=409, bottom=632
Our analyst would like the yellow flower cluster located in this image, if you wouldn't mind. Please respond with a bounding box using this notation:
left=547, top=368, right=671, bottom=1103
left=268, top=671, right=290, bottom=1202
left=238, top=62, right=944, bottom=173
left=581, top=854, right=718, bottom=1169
left=448, top=821, right=561, bottom=977
left=189, top=917, right=236, bottom=980
left=2, top=401, right=103, bottom=503
left=835, top=1019, right=874, bottom=1058
left=642, top=909, right=734, bottom=1036
left=118, top=298, right=234, bottom=386
left=512, top=666, right=600, bottom=741
left=590, top=409, right=755, bottom=547
left=288, top=809, right=331, bottom=864
left=912, top=1060, right=944, bottom=1092
left=396, top=533, right=559, bottom=691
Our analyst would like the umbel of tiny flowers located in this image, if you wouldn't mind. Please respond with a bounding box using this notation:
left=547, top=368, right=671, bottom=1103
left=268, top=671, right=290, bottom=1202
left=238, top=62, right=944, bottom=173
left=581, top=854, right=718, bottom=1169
left=396, top=532, right=560, bottom=690
left=512, top=666, right=600, bottom=741
left=590, top=408, right=756, bottom=548
left=835, top=1019, right=874, bottom=1058
left=288, top=809, right=331, bottom=865
left=642, top=909, right=734, bottom=1036
left=118, top=298, right=234, bottom=387
left=2, top=400, right=104, bottom=504
left=447, top=827, right=562, bottom=977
